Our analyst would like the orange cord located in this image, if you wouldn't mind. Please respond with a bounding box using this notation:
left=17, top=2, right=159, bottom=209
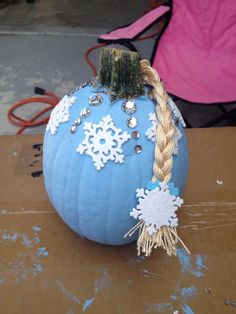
left=8, top=89, right=60, bottom=135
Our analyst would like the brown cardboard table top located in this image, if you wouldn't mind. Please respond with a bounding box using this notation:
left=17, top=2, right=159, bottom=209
left=0, top=127, right=236, bottom=314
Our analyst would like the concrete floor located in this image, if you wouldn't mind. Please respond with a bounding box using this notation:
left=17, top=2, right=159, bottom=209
left=0, top=0, right=234, bottom=134
left=0, top=0, right=148, bottom=29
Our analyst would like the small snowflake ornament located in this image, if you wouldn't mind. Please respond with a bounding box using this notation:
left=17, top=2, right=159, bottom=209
left=168, top=98, right=186, bottom=128
left=145, top=113, right=157, bottom=143
left=47, top=95, right=77, bottom=135
left=130, top=181, right=183, bottom=235
left=145, top=112, right=182, bottom=155
left=77, top=115, right=131, bottom=170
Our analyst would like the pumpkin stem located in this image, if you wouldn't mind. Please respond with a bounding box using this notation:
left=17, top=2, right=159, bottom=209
left=97, top=48, right=144, bottom=100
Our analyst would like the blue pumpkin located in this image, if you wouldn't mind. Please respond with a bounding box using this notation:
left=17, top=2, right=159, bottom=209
left=43, top=81, right=188, bottom=245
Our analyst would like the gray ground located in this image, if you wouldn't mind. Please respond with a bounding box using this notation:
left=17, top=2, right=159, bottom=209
left=0, top=0, right=148, bottom=29
left=0, top=0, right=234, bottom=134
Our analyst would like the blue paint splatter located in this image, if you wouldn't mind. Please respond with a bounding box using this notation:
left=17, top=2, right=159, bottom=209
left=145, top=303, right=173, bottom=313
left=182, top=304, right=195, bottom=314
left=94, top=268, right=110, bottom=294
left=169, top=286, right=197, bottom=314
left=35, top=247, right=49, bottom=257
left=177, top=249, right=207, bottom=278
left=56, top=280, right=80, bottom=305
left=180, top=286, right=197, bottom=300
left=33, top=263, right=43, bottom=273
left=2, top=232, right=18, bottom=241
left=1, top=230, right=40, bottom=248
left=156, top=303, right=173, bottom=312
left=82, top=298, right=96, bottom=311
left=72, top=267, right=111, bottom=312
left=32, top=226, right=42, bottom=232
left=0, top=229, right=48, bottom=282
left=196, top=255, right=208, bottom=271
left=21, top=234, right=36, bottom=248
left=34, top=236, right=40, bottom=244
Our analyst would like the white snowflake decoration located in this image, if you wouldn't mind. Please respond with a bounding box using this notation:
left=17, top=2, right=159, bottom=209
left=77, top=115, right=130, bottom=170
left=168, top=98, right=186, bottom=128
left=46, top=95, right=77, bottom=135
left=130, top=182, right=183, bottom=235
left=145, top=112, right=182, bottom=155
left=145, top=112, right=157, bottom=143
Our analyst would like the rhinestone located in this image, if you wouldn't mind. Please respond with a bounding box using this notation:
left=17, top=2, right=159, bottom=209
left=89, top=94, right=103, bottom=106
left=79, top=80, right=92, bottom=90
left=74, top=118, right=82, bottom=126
left=127, top=117, right=138, bottom=128
left=135, top=145, right=142, bottom=154
left=131, top=130, right=140, bottom=139
left=92, top=80, right=98, bottom=88
left=80, top=108, right=90, bottom=118
left=68, top=87, right=78, bottom=95
left=70, top=125, right=77, bottom=134
left=122, top=101, right=136, bottom=115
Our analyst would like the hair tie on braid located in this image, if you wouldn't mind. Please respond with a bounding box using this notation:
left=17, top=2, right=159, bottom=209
left=125, top=60, right=190, bottom=257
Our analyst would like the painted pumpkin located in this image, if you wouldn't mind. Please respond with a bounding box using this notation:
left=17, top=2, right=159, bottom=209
left=43, top=49, right=188, bottom=247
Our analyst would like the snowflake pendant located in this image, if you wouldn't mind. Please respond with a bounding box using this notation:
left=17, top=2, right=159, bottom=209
left=130, top=181, right=183, bottom=235
left=77, top=115, right=131, bottom=170
left=46, top=95, right=77, bottom=135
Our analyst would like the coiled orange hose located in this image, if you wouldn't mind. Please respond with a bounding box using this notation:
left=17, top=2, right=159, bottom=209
left=8, top=87, right=60, bottom=135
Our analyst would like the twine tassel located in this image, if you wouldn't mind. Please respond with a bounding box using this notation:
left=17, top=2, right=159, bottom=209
left=125, top=222, right=190, bottom=257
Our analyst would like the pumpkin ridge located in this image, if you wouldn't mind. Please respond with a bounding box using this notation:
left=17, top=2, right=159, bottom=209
left=105, top=160, right=115, bottom=244
left=76, top=155, right=91, bottom=237
left=74, top=152, right=83, bottom=237
left=50, top=125, right=71, bottom=213
left=61, top=138, right=77, bottom=228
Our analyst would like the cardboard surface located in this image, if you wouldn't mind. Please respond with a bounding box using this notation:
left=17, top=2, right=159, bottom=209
left=0, top=128, right=236, bottom=314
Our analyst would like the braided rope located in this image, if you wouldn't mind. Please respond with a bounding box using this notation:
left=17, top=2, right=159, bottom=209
left=125, top=60, right=190, bottom=257
left=140, top=60, right=175, bottom=183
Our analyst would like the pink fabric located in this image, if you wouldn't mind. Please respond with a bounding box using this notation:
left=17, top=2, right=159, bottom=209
left=153, top=0, right=236, bottom=103
left=99, top=5, right=170, bottom=40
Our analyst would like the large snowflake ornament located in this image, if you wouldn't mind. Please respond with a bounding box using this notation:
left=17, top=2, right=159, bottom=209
left=77, top=115, right=130, bottom=170
left=145, top=112, right=182, bottom=155
left=46, top=95, right=77, bottom=135
left=130, top=182, right=183, bottom=235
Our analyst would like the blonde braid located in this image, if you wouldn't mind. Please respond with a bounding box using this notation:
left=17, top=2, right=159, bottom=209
left=125, top=60, right=190, bottom=257
left=140, top=60, right=175, bottom=183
